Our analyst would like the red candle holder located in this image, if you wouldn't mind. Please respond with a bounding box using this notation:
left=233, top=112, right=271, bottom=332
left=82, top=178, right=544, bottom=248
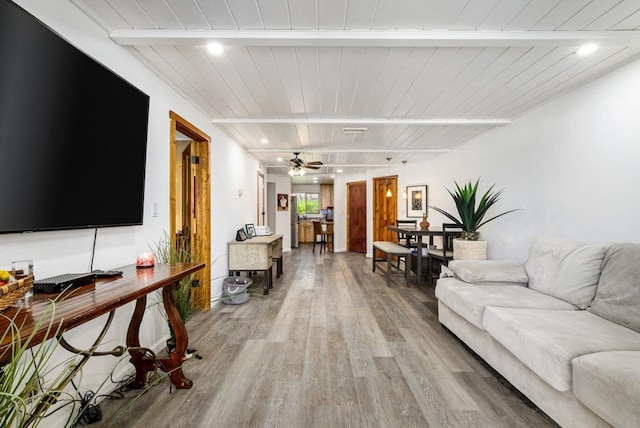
left=136, top=252, right=155, bottom=268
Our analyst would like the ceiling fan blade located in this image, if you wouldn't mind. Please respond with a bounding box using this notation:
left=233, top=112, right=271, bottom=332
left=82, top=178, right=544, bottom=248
left=305, top=161, right=323, bottom=166
left=304, top=165, right=321, bottom=170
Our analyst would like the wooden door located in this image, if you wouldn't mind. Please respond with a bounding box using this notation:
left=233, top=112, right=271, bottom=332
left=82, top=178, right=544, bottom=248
left=257, top=171, right=265, bottom=226
left=373, top=175, right=398, bottom=258
left=347, top=181, right=367, bottom=253
left=181, top=145, right=196, bottom=241
left=170, top=111, right=211, bottom=310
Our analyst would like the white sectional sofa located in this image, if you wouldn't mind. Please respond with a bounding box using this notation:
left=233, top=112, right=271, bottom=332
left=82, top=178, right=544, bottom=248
left=435, top=237, right=640, bottom=427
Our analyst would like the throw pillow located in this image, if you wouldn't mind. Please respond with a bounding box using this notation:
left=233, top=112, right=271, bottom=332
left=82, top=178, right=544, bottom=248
left=588, top=243, right=640, bottom=333
left=449, top=260, right=528, bottom=284
left=525, top=237, right=609, bottom=309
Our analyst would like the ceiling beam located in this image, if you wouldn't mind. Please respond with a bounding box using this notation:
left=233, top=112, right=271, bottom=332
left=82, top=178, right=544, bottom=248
left=267, top=164, right=394, bottom=168
left=214, top=118, right=510, bottom=125
left=110, top=30, right=640, bottom=48
left=248, top=148, right=450, bottom=153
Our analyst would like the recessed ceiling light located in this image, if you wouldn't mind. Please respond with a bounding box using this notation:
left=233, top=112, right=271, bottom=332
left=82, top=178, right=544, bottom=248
left=576, top=44, right=598, bottom=56
left=331, top=175, right=335, bottom=178
left=276, top=157, right=283, bottom=162
left=336, top=169, right=343, bottom=173
left=207, top=43, right=224, bottom=55
left=260, top=138, right=268, bottom=144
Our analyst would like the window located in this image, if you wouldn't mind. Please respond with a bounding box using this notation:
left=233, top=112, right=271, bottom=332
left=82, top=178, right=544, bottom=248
left=293, top=192, right=320, bottom=214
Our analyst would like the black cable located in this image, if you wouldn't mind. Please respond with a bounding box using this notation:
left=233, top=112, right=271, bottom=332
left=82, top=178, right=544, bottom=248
left=89, top=228, right=98, bottom=272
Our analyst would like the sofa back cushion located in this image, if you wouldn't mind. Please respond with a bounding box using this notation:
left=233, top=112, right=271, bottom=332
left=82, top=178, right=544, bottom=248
left=588, top=243, right=640, bottom=333
left=524, top=237, right=608, bottom=309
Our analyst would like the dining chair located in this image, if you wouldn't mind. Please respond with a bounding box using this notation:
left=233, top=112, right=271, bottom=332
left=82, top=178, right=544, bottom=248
left=395, top=219, right=418, bottom=248
left=395, top=219, right=417, bottom=268
left=325, top=222, right=334, bottom=252
left=427, top=223, right=463, bottom=285
left=312, top=221, right=326, bottom=253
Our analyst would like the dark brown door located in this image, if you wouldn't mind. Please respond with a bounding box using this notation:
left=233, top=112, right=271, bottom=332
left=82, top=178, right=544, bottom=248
left=347, top=181, right=366, bottom=252
left=373, top=176, right=397, bottom=258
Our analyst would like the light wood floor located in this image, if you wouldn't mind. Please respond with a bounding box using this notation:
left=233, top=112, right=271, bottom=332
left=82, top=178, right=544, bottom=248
left=94, top=246, right=557, bottom=427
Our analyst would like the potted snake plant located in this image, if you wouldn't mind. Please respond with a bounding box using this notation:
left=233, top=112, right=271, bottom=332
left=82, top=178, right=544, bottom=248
left=429, top=179, right=519, bottom=259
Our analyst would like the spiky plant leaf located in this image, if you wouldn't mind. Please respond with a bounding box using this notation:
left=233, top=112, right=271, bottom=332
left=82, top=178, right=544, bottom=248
left=429, top=179, right=520, bottom=239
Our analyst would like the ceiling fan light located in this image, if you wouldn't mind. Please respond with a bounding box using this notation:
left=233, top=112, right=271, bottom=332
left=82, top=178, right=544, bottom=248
left=299, top=168, right=305, bottom=176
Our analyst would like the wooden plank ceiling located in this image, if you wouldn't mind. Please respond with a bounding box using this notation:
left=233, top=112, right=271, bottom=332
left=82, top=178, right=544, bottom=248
left=72, top=0, right=640, bottom=183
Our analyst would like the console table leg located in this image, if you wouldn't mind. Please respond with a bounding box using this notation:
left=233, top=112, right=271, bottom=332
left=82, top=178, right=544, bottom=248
left=127, top=295, right=157, bottom=389
left=158, top=282, right=192, bottom=389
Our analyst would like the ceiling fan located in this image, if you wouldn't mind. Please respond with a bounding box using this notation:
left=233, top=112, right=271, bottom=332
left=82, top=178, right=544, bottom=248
left=288, top=152, right=323, bottom=176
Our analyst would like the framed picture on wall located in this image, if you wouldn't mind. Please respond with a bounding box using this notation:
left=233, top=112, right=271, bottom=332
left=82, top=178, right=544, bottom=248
left=278, top=193, right=289, bottom=211
left=406, top=185, right=428, bottom=218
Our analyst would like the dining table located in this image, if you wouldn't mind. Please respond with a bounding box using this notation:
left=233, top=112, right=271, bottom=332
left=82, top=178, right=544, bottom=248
left=385, top=225, right=447, bottom=285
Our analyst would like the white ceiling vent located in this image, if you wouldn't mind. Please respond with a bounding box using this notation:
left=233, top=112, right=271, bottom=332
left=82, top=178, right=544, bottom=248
left=342, top=127, right=368, bottom=134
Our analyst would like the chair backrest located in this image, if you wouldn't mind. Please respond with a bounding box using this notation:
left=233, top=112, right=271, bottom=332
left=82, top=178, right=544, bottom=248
left=313, top=221, right=323, bottom=235
left=441, top=223, right=463, bottom=251
left=396, top=219, right=417, bottom=243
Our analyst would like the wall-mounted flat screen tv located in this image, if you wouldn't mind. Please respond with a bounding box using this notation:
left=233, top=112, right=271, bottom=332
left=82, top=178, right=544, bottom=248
left=0, top=0, right=150, bottom=234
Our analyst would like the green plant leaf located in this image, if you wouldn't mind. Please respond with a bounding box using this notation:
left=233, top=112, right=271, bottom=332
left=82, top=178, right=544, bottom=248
left=429, top=178, right=520, bottom=237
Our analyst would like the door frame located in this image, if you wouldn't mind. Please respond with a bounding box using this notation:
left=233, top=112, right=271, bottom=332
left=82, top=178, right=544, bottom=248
left=257, top=171, right=265, bottom=226
left=169, top=111, right=211, bottom=310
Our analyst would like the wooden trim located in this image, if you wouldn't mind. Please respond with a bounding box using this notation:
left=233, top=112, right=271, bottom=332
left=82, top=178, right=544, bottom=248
left=257, top=171, right=265, bottom=226
left=170, top=111, right=211, bottom=143
left=169, top=111, right=211, bottom=310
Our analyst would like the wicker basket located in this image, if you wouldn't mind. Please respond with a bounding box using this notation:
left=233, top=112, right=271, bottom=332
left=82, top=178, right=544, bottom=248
left=0, top=274, right=34, bottom=312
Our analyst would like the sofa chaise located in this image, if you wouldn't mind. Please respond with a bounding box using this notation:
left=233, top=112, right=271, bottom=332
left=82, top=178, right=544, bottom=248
left=435, top=237, right=640, bottom=427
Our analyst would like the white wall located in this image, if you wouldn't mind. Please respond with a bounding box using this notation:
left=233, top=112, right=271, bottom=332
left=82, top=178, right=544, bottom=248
left=331, top=57, right=640, bottom=261
left=1, top=1, right=262, bottom=424
left=270, top=175, right=293, bottom=252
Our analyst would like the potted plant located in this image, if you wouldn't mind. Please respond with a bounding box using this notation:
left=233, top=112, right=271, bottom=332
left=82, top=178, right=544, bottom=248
left=150, top=232, right=201, bottom=355
left=429, top=179, right=519, bottom=259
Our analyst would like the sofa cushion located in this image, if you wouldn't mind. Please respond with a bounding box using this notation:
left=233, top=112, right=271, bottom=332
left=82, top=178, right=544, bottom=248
left=588, top=243, right=640, bottom=333
left=482, top=307, right=640, bottom=392
left=435, top=278, right=577, bottom=330
left=573, top=351, right=640, bottom=428
left=448, top=260, right=528, bottom=284
left=524, top=237, right=609, bottom=309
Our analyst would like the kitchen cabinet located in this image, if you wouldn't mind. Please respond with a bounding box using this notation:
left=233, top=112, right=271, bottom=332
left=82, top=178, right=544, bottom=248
left=320, top=184, right=333, bottom=208
left=298, top=221, right=314, bottom=243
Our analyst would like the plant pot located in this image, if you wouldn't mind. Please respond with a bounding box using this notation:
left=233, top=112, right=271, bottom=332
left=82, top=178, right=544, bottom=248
left=453, top=238, right=487, bottom=260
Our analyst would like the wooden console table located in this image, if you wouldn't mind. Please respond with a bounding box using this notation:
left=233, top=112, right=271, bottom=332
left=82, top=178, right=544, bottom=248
left=228, top=234, right=283, bottom=295
left=0, top=262, right=205, bottom=422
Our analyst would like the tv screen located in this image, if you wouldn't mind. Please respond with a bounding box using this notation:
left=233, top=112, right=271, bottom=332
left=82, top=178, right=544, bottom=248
left=0, top=0, right=150, bottom=234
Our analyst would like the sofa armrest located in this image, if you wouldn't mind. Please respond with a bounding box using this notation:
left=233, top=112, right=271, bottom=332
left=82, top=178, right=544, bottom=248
left=448, top=260, right=528, bottom=284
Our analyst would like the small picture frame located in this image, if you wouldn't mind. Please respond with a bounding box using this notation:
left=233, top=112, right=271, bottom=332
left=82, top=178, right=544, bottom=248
left=278, top=193, right=289, bottom=211
left=406, top=185, right=428, bottom=218
left=245, top=224, right=256, bottom=236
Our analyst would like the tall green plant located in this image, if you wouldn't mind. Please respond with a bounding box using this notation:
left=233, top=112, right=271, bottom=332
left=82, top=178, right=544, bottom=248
left=430, top=179, right=519, bottom=240
left=0, top=302, right=79, bottom=427
left=150, top=232, right=201, bottom=338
